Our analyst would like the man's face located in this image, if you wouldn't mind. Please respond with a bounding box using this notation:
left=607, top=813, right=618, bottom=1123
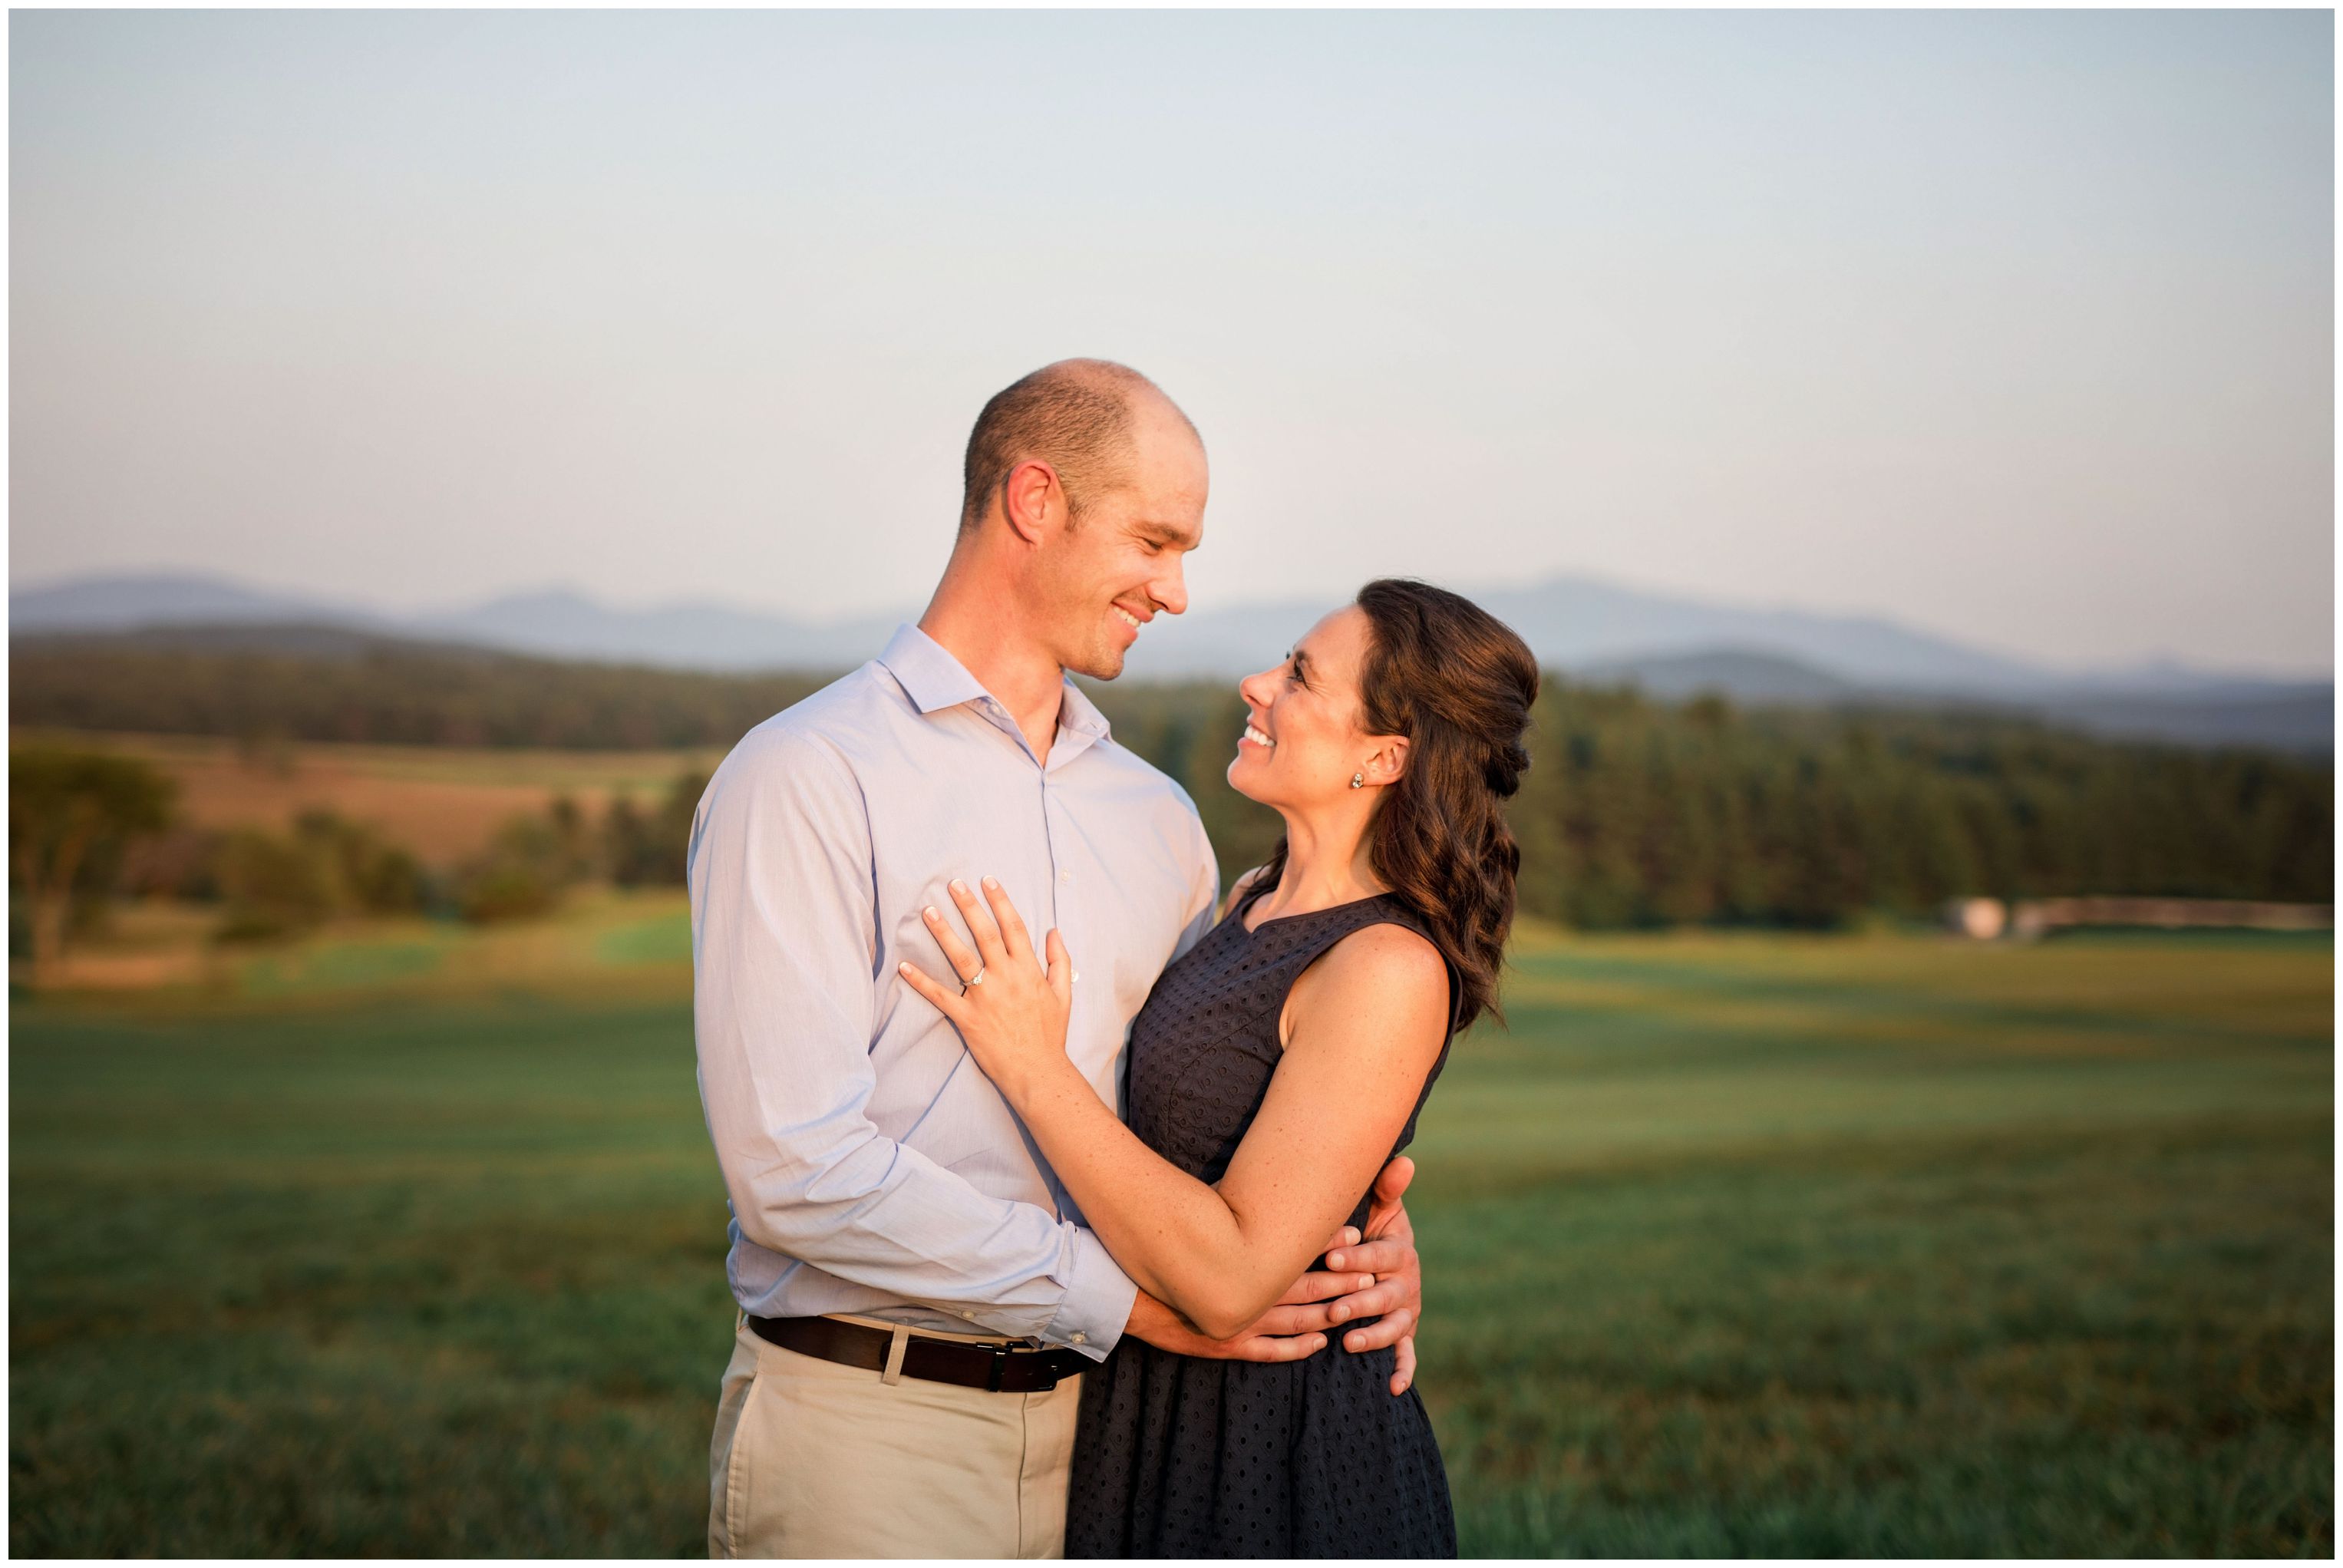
left=1034, top=399, right=1208, bottom=681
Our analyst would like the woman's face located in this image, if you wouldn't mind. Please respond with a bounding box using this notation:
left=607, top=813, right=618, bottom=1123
left=1228, top=605, right=1384, bottom=808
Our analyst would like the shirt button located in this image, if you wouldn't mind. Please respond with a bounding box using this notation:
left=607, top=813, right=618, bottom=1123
left=961, top=1310, right=977, bottom=1320
left=1071, top=1332, right=1087, bottom=1345
left=1060, top=870, right=1073, bottom=883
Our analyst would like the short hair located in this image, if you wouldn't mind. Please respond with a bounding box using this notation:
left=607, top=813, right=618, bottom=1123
left=959, top=359, right=1187, bottom=535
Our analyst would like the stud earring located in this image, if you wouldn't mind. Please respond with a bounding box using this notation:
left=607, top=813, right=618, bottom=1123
left=1350, top=772, right=1365, bottom=789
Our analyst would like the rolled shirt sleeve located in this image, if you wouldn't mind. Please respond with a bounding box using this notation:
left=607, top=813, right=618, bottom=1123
left=689, top=728, right=1136, bottom=1357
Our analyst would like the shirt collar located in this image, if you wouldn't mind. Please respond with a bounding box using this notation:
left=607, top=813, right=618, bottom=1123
left=877, top=623, right=987, bottom=715
left=1057, top=677, right=1113, bottom=743
left=876, top=622, right=1115, bottom=747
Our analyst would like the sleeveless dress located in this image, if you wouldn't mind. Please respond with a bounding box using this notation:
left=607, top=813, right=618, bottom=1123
left=1064, top=889, right=1460, bottom=1559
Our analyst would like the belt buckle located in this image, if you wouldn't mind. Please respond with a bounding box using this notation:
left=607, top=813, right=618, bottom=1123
left=985, top=1340, right=1056, bottom=1393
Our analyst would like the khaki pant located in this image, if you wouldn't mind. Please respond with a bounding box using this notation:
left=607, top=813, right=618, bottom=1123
left=707, top=1315, right=1084, bottom=1559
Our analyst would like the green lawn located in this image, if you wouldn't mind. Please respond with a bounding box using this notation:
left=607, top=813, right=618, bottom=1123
left=10, top=925, right=2332, bottom=1556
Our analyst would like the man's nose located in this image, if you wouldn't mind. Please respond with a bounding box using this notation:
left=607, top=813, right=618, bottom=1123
left=1150, top=560, right=1189, bottom=618
left=1238, top=668, right=1274, bottom=707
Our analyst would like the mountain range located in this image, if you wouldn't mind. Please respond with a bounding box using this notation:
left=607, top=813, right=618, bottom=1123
left=12, top=571, right=2331, bottom=754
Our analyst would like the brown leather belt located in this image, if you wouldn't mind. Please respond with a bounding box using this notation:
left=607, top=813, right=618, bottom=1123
left=747, top=1314, right=1091, bottom=1393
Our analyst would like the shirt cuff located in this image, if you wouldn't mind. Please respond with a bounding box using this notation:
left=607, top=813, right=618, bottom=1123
left=1041, top=1225, right=1138, bottom=1362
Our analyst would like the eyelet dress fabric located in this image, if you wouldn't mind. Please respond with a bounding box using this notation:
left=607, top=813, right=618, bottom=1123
left=1064, top=890, right=1459, bottom=1559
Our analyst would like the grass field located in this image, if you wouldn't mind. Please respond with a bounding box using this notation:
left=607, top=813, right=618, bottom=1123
left=10, top=916, right=2332, bottom=1556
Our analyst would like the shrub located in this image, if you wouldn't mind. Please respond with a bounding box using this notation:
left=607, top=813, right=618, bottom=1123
left=213, top=812, right=433, bottom=942
left=454, top=810, right=585, bottom=925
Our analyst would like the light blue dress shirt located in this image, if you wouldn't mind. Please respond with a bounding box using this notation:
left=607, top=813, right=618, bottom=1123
left=688, top=624, right=1220, bottom=1359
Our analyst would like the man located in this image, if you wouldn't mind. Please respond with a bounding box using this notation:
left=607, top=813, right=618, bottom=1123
left=689, top=360, right=1424, bottom=1558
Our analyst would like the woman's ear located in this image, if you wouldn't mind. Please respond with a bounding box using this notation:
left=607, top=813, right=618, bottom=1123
left=1369, top=736, right=1409, bottom=786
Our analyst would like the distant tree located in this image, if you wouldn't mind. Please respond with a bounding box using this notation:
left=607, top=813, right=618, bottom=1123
left=215, top=828, right=340, bottom=942
left=546, top=794, right=599, bottom=885
left=9, top=748, right=177, bottom=981
left=655, top=768, right=711, bottom=880
left=606, top=769, right=710, bottom=887
left=293, top=810, right=429, bottom=917
left=454, top=813, right=574, bottom=924
left=602, top=794, right=655, bottom=886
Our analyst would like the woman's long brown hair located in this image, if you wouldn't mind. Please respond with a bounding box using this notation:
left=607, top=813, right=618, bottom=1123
left=1251, top=579, right=1539, bottom=1032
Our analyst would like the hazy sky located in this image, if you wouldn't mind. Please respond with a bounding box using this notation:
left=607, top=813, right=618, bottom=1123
left=11, top=9, right=2334, bottom=675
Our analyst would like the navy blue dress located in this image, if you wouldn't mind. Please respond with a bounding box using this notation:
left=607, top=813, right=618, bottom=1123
left=1065, top=890, right=1459, bottom=1558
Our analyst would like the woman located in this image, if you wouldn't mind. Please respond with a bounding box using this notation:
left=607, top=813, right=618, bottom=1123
left=897, top=578, right=1539, bottom=1556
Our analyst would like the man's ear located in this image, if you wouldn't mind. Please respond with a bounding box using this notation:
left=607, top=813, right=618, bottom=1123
left=1000, top=460, right=1061, bottom=546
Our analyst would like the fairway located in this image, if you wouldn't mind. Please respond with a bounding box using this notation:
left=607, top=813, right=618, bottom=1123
left=9, top=924, right=2332, bottom=1556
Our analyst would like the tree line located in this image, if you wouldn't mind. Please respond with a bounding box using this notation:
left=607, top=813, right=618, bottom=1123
left=1098, top=683, right=2331, bottom=927
left=12, top=630, right=830, bottom=751
left=8, top=632, right=2331, bottom=957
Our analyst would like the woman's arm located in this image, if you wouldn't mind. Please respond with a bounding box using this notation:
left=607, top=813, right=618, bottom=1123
left=899, top=878, right=1447, bottom=1342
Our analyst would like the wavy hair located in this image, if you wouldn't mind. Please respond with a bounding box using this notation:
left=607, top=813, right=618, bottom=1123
left=1252, top=579, right=1539, bottom=1032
